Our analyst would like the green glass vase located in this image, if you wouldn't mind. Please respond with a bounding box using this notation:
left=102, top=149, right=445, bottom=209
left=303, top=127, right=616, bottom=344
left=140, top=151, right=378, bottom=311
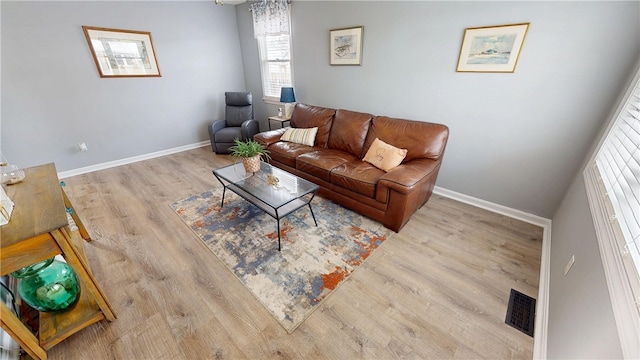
left=11, top=258, right=80, bottom=312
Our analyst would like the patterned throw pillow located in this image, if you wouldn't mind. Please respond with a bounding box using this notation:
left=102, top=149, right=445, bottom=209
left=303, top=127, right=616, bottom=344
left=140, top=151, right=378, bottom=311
left=362, top=138, right=408, bottom=172
left=280, top=127, right=318, bottom=146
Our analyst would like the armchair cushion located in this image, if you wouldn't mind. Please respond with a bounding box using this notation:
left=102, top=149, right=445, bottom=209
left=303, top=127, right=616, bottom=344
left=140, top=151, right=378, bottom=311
left=214, top=127, right=243, bottom=144
left=225, top=92, right=253, bottom=127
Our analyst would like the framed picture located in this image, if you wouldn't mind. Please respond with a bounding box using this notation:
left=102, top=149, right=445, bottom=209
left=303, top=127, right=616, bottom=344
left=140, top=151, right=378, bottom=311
left=456, top=23, right=530, bottom=73
left=330, top=26, right=364, bottom=66
left=82, top=26, right=161, bottom=78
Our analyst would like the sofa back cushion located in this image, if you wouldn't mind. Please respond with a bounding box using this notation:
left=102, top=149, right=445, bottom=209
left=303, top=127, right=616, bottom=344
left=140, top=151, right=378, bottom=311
left=290, top=104, right=336, bottom=147
left=327, top=109, right=373, bottom=157
left=363, top=116, right=449, bottom=162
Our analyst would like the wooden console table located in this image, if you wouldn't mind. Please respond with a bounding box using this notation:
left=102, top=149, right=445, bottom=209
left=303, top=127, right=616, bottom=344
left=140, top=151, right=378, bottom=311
left=0, top=163, right=116, bottom=360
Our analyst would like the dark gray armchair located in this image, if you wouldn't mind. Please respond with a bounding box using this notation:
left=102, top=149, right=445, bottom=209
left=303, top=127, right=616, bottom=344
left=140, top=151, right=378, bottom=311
left=208, top=92, right=260, bottom=154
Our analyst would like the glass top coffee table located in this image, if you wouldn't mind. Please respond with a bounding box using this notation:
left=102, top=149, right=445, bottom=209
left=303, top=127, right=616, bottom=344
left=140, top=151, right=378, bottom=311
left=212, top=161, right=319, bottom=251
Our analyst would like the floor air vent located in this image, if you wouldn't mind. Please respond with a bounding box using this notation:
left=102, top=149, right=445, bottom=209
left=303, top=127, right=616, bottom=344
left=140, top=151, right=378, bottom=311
left=505, top=289, right=536, bottom=337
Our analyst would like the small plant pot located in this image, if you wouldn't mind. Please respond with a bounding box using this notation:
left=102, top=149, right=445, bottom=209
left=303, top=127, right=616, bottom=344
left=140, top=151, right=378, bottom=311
left=242, top=155, right=261, bottom=173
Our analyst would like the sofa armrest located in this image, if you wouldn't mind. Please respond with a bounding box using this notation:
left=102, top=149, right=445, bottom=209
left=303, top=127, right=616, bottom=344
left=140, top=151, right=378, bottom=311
left=377, top=158, right=443, bottom=232
left=377, top=158, right=440, bottom=195
left=254, top=128, right=288, bottom=146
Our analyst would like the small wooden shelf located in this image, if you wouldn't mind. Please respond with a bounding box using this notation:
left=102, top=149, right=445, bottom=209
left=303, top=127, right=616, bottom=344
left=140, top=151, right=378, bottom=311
left=39, top=270, right=105, bottom=349
left=0, top=163, right=116, bottom=360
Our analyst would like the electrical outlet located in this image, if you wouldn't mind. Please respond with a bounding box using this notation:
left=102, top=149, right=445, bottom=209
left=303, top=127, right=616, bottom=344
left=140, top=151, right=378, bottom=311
left=564, top=255, right=575, bottom=276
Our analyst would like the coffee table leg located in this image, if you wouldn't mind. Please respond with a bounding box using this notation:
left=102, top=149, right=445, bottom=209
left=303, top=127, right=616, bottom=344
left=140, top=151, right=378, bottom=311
left=307, top=191, right=318, bottom=226
left=277, top=218, right=281, bottom=251
left=212, top=171, right=227, bottom=209
left=308, top=204, right=318, bottom=226
left=220, top=187, right=226, bottom=208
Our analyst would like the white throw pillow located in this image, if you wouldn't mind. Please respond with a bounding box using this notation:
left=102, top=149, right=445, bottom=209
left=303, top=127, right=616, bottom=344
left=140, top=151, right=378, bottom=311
left=280, top=127, right=318, bottom=146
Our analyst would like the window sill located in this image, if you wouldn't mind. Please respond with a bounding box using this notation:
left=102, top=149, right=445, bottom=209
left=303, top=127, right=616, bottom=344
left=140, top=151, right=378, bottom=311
left=263, top=97, right=282, bottom=105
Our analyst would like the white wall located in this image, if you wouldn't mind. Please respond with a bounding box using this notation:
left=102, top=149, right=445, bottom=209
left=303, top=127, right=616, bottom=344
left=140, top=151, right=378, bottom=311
left=237, top=1, right=640, bottom=219
left=1, top=1, right=245, bottom=172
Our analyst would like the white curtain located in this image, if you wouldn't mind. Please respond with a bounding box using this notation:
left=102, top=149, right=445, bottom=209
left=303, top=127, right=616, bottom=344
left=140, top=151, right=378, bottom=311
left=250, top=0, right=290, bottom=38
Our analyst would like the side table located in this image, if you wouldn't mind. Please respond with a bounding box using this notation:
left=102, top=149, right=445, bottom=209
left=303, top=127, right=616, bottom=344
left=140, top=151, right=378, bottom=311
left=268, top=115, right=291, bottom=130
left=0, top=163, right=116, bottom=360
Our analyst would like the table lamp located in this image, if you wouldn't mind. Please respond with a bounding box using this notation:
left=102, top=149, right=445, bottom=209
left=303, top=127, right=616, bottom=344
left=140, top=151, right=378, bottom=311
left=280, top=87, right=296, bottom=119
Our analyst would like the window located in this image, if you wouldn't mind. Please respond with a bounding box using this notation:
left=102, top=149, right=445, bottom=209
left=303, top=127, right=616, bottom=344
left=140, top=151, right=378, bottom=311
left=257, top=33, right=293, bottom=100
left=251, top=1, right=293, bottom=102
left=584, top=65, right=640, bottom=358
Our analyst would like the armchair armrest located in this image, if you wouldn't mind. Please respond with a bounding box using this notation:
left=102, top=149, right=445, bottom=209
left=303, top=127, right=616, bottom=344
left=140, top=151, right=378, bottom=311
left=208, top=120, right=227, bottom=152
left=254, top=128, right=288, bottom=147
left=209, top=120, right=226, bottom=135
left=241, top=119, right=260, bottom=140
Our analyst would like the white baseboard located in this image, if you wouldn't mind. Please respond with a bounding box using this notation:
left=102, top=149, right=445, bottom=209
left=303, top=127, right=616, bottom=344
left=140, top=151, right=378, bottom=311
left=433, top=186, right=551, bottom=228
left=433, top=186, right=551, bottom=359
left=534, top=223, right=551, bottom=359
left=58, top=141, right=211, bottom=179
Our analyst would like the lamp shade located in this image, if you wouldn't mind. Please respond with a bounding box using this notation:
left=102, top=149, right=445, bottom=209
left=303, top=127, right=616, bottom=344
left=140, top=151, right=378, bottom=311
left=280, top=87, right=296, bottom=103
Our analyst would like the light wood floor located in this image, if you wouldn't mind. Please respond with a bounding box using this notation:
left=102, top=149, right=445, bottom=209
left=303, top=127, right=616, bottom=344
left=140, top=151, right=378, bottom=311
left=47, top=147, right=542, bottom=359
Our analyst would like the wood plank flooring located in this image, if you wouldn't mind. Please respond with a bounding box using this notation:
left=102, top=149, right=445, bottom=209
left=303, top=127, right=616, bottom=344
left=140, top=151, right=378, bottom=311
left=46, top=147, right=542, bottom=359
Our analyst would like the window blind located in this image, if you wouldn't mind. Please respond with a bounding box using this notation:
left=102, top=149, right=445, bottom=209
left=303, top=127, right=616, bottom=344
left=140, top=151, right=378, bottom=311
left=594, top=77, right=640, bottom=288
left=258, top=34, right=292, bottom=98
left=585, top=67, right=640, bottom=358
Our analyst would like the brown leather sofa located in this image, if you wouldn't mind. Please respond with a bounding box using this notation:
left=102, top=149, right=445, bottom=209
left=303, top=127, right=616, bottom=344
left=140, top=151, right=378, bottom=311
left=254, top=103, right=449, bottom=232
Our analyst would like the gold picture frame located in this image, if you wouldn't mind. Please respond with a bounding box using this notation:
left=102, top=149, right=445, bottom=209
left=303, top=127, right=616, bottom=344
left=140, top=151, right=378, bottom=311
left=456, top=23, right=530, bottom=73
left=82, top=26, right=161, bottom=78
left=330, top=26, right=364, bottom=66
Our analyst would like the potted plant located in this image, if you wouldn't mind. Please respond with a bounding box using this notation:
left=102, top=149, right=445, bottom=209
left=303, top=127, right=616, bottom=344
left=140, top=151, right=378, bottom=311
left=228, top=138, right=271, bottom=173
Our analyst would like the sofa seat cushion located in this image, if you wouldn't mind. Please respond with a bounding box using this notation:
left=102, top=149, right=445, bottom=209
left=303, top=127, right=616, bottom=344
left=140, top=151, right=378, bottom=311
left=267, top=142, right=316, bottom=168
left=330, top=161, right=385, bottom=199
left=297, top=149, right=359, bottom=182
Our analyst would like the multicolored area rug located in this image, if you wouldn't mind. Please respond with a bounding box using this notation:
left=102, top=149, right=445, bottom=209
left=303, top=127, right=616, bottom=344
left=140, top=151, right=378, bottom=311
left=170, top=188, right=391, bottom=333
